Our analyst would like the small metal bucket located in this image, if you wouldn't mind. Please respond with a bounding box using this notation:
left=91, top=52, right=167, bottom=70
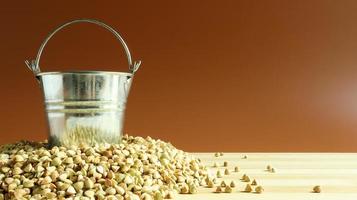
left=25, top=19, right=141, bottom=147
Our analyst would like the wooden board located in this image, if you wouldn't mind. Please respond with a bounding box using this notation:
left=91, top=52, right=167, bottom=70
left=176, top=153, right=357, bottom=200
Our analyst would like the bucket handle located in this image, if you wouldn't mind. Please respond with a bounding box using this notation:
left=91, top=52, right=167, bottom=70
left=25, top=19, right=141, bottom=76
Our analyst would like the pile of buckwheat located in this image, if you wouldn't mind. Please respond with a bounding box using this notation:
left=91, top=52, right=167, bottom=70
left=0, top=135, right=208, bottom=199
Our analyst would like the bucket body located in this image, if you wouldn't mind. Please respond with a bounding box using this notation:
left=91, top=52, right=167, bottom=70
left=39, top=71, right=133, bottom=147
left=25, top=19, right=141, bottom=147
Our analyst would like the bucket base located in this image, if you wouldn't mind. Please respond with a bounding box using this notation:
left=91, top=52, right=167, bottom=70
left=49, top=125, right=122, bottom=147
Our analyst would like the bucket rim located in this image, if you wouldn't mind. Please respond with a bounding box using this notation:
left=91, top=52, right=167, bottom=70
left=36, top=70, right=133, bottom=77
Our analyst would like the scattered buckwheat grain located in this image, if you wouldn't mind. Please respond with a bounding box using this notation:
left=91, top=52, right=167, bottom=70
left=313, top=185, right=321, bottom=193
left=244, top=184, right=253, bottom=192
left=255, top=186, right=264, bottom=193
left=224, top=185, right=233, bottom=193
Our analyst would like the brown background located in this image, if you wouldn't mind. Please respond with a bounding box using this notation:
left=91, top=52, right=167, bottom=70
left=1, top=0, right=357, bottom=152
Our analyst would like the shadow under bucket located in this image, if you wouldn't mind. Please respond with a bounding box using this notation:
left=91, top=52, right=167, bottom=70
left=25, top=19, right=141, bottom=147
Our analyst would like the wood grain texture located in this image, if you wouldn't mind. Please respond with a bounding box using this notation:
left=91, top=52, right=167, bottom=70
left=176, top=153, right=357, bottom=200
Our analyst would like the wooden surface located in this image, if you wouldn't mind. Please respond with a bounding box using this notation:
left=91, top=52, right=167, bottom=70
left=176, top=153, right=357, bottom=200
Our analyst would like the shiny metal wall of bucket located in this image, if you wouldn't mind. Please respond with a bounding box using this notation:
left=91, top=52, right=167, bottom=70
left=38, top=71, right=133, bottom=147
left=25, top=19, right=141, bottom=147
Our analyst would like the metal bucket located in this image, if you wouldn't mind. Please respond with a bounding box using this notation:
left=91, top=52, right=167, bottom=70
left=25, top=19, right=141, bottom=147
